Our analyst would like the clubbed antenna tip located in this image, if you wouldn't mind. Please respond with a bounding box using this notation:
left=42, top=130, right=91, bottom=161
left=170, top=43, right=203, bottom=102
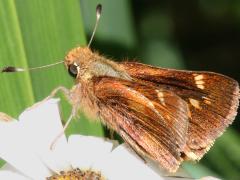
left=96, top=4, right=102, bottom=18
left=88, top=4, right=102, bottom=47
left=1, top=66, right=24, bottom=73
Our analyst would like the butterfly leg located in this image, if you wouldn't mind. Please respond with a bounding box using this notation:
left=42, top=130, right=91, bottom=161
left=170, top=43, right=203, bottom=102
left=25, top=86, right=76, bottom=150
left=26, top=86, right=71, bottom=111
left=25, top=86, right=79, bottom=150
left=50, top=108, right=76, bottom=150
left=46, top=86, right=80, bottom=150
left=46, top=86, right=71, bottom=101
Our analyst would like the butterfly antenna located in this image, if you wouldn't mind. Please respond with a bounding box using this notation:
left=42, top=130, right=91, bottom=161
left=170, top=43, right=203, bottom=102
left=1, top=61, right=64, bottom=73
left=2, top=4, right=102, bottom=73
left=87, top=4, right=102, bottom=47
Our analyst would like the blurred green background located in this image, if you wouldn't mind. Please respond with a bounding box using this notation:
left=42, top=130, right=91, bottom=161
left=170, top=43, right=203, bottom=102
left=0, top=0, right=239, bottom=179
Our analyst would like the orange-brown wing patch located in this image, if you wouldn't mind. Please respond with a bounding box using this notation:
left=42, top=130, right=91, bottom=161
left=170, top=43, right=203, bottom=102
left=93, top=76, right=189, bottom=172
left=120, top=62, right=239, bottom=160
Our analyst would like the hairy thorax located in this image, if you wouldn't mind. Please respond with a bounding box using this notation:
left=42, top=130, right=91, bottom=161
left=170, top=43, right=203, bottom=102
left=65, top=47, right=132, bottom=121
left=65, top=47, right=131, bottom=81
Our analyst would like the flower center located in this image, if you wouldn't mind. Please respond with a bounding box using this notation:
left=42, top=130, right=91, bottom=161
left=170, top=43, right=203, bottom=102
left=47, top=168, right=105, bottom=180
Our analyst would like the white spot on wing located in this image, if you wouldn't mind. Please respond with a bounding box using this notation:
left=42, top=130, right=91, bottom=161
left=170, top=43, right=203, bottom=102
left=189, top=98, right=201, bottom=109
left=203, top=96, right=212, bottom=105
left=196, top=80, right=204, bottom=85
left=193, top=74, right=205, bottom=89
left=156, top=90, right=166, bottom=106
left=197, top=84, right=205, bottom=89
left=194, top=74, right=204, bottom=81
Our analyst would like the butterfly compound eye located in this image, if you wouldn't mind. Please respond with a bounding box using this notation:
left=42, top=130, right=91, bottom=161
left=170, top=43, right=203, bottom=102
left=68, top=64, right=79, bottom=78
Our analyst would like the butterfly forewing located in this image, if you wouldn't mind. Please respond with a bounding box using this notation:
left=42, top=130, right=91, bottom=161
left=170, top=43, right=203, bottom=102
left=120, top=62, right=239, bottom=160
left=92, top=76, right=189, bottom=172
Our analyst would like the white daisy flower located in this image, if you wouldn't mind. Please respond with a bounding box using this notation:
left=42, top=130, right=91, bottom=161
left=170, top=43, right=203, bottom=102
left=0, top=98, right=217, bottom=180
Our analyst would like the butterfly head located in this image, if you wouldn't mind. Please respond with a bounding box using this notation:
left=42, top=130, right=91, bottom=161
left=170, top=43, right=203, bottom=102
left=64, top=46, right=96, bottom=78
left=64, top=4, right=103, bottom=79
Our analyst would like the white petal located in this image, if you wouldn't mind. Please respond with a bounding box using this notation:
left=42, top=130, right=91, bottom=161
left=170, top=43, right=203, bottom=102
left=1, top=163, right=25, bottom=176
left=0, top=121, right=51, bottom=179
left=102, top=144, right=164, bottom=180
left=0, top=171, right=30, bottom=180
left=68, top=135, right=113, bottom=169
left=18, top=98, right=71, bottom=173
left=200, top=177, right=221, bottom=180
left=1, top=163, right=16, bottom=171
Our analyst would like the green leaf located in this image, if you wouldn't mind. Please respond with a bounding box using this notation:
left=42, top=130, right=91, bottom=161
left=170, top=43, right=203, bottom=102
left=202, top=129, right=240, bottom=179
left=183, top=162, right=220, bottom=179
left=0, top=0, right=104, bottom=140
left=0, top=0, right=35, bottom=116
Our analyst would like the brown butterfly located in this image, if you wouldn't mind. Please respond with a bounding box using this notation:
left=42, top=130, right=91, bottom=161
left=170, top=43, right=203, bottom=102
left=2, top=4, right=239, bottom=173
left=61, top=46, right=239, bottom=172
